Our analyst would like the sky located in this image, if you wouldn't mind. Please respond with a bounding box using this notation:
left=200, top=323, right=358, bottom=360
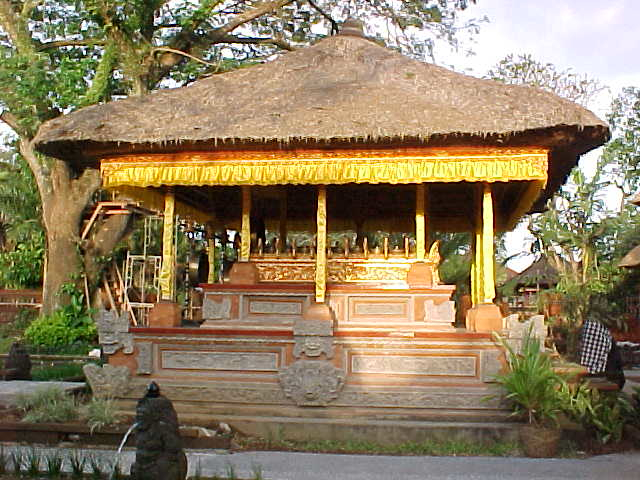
left=442, top=0, right=640, bottom=271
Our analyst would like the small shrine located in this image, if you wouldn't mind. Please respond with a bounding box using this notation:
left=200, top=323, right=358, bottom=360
left=34, top=21, right=609, bottom=432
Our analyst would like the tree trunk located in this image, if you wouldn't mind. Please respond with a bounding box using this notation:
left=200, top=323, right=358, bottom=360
left=20, top=140, right=101, bottom=314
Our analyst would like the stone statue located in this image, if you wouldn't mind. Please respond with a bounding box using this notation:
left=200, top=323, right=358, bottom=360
left=130, top=382, right=187, bottom=480
left=4, top=342, right=31, bottom=380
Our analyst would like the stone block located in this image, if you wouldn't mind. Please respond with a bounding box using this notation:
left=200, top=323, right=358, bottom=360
left=406, top=262, right=434, bottom=288
left=228, top=262, right=258, bottom=284
left=466, top=304, right=503, bottom=333
left=148, top=302, right=181, bottom=328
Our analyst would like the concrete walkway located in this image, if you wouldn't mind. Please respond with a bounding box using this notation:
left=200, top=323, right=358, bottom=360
left=2, top=446, right=639, bottom=480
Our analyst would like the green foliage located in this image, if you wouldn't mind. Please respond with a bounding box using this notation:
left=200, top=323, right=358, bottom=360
left=24, top=283, right=97, bottom=348
left=44, top=450, right=63, bottom=478
left=559, top=382, right=629, bottom=445
left=68, top=451, right=86, bottom=479
left=0, top=233, right=45, bottom=288
left=16, top=386, right=79, bottom=423
left=82, top=397, right=122, bottom=433
left=31, top=362, right=86, bottom=381
left=492, top=326, right=567, bottom=426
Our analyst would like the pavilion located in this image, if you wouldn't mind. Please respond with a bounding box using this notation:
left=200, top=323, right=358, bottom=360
left=34, top=20, right=609, bottom=434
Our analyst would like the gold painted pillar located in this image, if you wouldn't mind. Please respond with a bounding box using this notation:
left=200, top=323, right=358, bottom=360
left=240, top=186, right=251, bottom=261
left=481, top=183, right=496, bottom=303
left=470, top=183, right=496, bottom=306
left=159, top=189, right=176, bottom=301
left=315, top=185, right=327, bottom=303
left=416, top=184, right=426, bottom=260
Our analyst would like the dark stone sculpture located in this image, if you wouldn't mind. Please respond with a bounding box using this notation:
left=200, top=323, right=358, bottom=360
left=130, top=382, right=187, bottom=480
left=4, top=342, right=31, bottom=380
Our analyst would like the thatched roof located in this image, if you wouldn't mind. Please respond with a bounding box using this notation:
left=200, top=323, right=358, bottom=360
left=509, top=257, right=560, bottom=288
left=619, top=245, right=640, bottom=268
left=34, top=20, right=609, bottom=210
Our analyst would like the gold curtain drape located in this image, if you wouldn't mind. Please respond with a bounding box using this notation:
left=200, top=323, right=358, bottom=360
left=101, top=149, right=548, bottom=188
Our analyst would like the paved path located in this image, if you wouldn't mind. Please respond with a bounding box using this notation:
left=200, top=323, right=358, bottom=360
left=3, top=446, right=639, bottom=480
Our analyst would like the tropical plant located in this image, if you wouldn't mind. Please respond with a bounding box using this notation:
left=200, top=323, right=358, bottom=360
left=16, top=385, right=79, bottom=423
left=559, top=382, right=630, bottom=445
left=24, top=282, right=96, bottom=348
left=82, top=397, right=122, bottom=433
left=492, top=326, right=567, bottom=426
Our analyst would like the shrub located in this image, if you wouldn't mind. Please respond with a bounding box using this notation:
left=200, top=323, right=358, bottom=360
left=24, top=282, right=97, bottom=349
left=16, top=386, right=78, bottom=423
left=81, top=397, right=122, bottom=433
left=492, top=326, right=567, bottom=426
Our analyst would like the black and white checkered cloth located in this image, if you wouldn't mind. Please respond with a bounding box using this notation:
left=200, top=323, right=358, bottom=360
left=580, top=319, right=612, bottom=374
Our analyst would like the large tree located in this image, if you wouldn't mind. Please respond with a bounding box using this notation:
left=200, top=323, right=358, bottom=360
left=0, top=0, right=481, bottom=313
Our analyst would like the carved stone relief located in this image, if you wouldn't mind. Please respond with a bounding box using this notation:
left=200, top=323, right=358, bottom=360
left=162, top=350, right=279, bottom=371
left=423, top=300, right=456, bottom=330
left=293, top=336, right=334, bottom=359
left=136, top=342, right=153, bottom=375
left=96, top=308, right=134, bottom=355
left=202, top=296, right=231, bottom=320
left=351, top=355, right=476, bottom=376
left=279, top=360, right=345, bottom=406
left=83, top=364, right=132, bottom=399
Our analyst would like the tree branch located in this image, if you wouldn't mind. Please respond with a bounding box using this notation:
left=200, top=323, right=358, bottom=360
left=152, top=47, right=220, bottom=67
left=212, top=0, right=296, bottom=38
left=0, top=111, right=26, bottom=137
left=37, top=38, right=106, bottom=51
left=216, top=34, right=296, bottom=51
left=308, top=0, right=339, bottom=34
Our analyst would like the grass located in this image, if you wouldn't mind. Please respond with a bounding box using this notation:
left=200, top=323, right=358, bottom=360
left=15, top=385, right=78, bottom=423
left=31, top=362, right=86, bottom=381
left=239, top=436, right=520, bottom=457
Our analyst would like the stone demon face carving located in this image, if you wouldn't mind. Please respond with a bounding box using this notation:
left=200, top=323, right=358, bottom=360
left=279, top=360, right=345, bottom=406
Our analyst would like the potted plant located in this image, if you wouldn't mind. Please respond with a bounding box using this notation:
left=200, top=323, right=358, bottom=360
left=493, top=325, right=568, bottom=457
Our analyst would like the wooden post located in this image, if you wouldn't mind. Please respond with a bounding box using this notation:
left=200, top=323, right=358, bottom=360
left=481, top=183, right=496, bottom=304
left=315, top=186, right=327, bottom=303
left=416, top=184, right=426, bottom=260
left=159, top=189, right=176, bottom=301
left=240, top=186, right=251, bottom=262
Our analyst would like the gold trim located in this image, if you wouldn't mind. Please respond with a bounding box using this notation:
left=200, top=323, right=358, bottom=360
left=100, top=149, right=548, bottom=188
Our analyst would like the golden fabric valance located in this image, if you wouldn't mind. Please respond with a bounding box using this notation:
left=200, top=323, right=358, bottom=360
left=100, top=149, right=548, bottom=188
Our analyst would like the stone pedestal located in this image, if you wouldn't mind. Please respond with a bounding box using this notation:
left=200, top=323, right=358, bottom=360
left=466, top=304, right=503, bottom=333
left=228, top=262, right=259, bottom=284
left=406, top=262, right=434, bottom=288
left=148, top=302, right=181, bottom=328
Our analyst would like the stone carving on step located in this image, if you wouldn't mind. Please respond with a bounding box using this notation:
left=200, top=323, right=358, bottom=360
left=136, top=342, right=153, bottom=375
left=279, top=360, right=345, bottom=406
left=83, top=363, right=131, bottom=399
left=292, top=318, right=334, bottom=358
left=202, top=296, right=231, bottom=320
left=96, top=308, right=134, bottom=355
left=423, top=299, right=456, bottom=331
